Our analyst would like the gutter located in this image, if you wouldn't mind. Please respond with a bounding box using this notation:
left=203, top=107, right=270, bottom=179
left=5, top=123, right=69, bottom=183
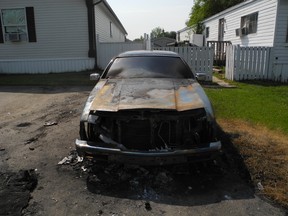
left=86, top=0, right=103, bottom=69
left=202, top=0, right=258, bottom=23
left=101, top=0, right=128, bottom=35
left=86, top=0, right=127, bottom=69
left=93, top=0, right=103, bottom=5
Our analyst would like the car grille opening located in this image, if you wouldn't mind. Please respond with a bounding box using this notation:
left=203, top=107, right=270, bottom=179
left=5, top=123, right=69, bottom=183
left=87, top=109, right=212, bottom=151
left=120, top=120, right=151, bottom=150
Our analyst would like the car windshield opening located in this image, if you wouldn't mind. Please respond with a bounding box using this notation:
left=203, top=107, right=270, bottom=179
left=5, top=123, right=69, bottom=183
left=105, top=56, right=194, bottom=79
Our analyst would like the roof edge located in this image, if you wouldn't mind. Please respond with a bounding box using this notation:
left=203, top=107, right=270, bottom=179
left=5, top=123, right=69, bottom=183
left=177, top=26, right=193, bottom=33
left=101, top=0, right=128, bottom=35
left=202, top=0, right=258, bottom=23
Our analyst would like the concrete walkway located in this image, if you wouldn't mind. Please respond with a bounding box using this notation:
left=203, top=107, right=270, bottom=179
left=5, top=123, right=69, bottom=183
left=212, top=76, right=236, bottom=88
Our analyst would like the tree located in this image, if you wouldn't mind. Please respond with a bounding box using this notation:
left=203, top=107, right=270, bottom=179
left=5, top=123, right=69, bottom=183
left=150, top=27, right=176, bottom=39
left=133, top=36, right=144, bottom=42
left=150, top=27, right=165, bottom=39
left=187, top=0, right=244, bottom=33
left=164, top=31, right=176, bottom=39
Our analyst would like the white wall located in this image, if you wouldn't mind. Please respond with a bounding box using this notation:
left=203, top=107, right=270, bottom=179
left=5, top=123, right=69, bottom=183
left=95, top=4, right=126, bottom=43
left=272, top=0, right=288, bottom=80
left=0, top=0, right=89, bottom=59
left=203, top=0, right=278, bottom=46
left=97, top=41, right=145, bottom=69
left=0, top=0, right=127, bottom=73
left=191, top=34, right=204, bottom=46
left=0, top=58, right=94, bottom=74
left=274, top=0, right=288, bottom=64
left=178, top=28, right=193, bottom=42
left=154, top=47, right=214, bottom=81
left=178, top=28, right=203, bottom=46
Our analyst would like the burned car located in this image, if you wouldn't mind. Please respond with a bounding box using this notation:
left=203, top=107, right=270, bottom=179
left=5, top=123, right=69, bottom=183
left=76, top=50, right=221, bottom=165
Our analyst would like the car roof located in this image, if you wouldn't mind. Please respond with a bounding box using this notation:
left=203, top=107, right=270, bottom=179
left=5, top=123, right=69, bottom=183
left=117, top=50, right=180, bottom=58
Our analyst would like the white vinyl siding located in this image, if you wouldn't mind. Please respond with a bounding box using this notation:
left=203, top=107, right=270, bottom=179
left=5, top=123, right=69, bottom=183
left=0, top=0, right=89, bottom=59
left=273, top=0, right=288, bottom=65
left=204, top=19, right=218, bottom=42
left=0, top=58, right=94, bottom=74
left=95, top=4, right=125, bottom=43
left=178, top=28, right=193, bottom=42
left=203, top=0, right=278, bottom=46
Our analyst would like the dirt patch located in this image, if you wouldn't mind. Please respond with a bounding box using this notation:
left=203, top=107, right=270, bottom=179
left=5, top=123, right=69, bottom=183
left=0, top=86, right=286, bottom=215
left=218, top=119, right=288, bottom=209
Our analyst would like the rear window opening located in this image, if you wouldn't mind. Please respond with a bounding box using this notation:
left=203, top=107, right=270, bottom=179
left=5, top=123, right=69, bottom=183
left=104, top=56, right=194, bottom=79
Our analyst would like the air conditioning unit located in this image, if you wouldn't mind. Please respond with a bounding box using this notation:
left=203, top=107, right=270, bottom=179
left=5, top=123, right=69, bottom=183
left=235, top=28, right=240, bottom=36
left=241, top=27, right=248, bottom=36
left=8, top=33, right=21, bottom=42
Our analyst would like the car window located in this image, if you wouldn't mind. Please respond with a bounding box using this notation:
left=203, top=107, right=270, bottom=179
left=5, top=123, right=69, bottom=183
left=104, top=56, right=194, bottom=79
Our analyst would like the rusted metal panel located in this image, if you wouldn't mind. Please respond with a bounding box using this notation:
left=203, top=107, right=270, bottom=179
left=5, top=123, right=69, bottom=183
left=80, top=79, right=108, bottom=121
left=175, top=85, right=205, bottom=111
left=90, top=78, right=205, bottom=112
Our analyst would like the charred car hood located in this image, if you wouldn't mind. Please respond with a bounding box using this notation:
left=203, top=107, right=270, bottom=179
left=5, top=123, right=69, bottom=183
left=90, top=79, right=210, bottom=112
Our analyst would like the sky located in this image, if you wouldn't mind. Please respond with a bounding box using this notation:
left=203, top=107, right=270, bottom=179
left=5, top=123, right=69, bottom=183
left=107, top=0, right=194, bottom=40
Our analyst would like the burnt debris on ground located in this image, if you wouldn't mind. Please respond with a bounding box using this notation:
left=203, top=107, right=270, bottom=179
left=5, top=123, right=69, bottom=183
left=57, top=135, right=255, bottom=207
left=0, top=170, right=37, bottom=216
left=83, top=159, right=254, bottom=206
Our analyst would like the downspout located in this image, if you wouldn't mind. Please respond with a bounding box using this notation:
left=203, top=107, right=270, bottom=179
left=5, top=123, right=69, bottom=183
left=86, top=0, right=103, bottom=69
left=270, top=0, right=280, bottom=79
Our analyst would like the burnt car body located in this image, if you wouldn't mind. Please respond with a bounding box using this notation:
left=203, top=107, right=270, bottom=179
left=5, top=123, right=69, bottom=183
left=76, top=50, right=221, bottom=165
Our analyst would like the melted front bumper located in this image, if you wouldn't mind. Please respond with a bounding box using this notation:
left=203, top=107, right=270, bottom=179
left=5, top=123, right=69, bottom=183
left=75, top=139, right=221, bottom=165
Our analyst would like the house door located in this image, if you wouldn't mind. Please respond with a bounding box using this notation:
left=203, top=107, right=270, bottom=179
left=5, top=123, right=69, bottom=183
left=217, top=18, right=226, bottom=65
left=218, top=18, right=225, bottom=41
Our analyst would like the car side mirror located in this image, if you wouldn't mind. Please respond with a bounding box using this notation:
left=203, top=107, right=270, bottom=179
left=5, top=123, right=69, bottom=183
left=196, top=73, right=206, bottom=81
left=90, top=73, right=100, bottom=81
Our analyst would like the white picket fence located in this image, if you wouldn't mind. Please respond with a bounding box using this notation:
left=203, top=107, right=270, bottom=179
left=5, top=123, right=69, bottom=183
left=97, top=41, right=145, bottom=69
left=96, top=37, right=214, bottom=81
left=154, top=47, right=214, bottom=81
left=226, top=45, right=288, bottom=82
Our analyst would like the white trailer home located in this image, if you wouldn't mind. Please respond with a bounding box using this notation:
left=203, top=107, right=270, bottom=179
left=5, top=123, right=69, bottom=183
left=177, top=26, right=204, bottom=47
left=0, top=0, right=127, bottom=73
left=203, top=0, right=288, bottom=82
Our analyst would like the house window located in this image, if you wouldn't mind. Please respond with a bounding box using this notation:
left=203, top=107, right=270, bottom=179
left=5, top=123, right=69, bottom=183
left=0, top=7, right=36, bottom=43
left=205, top=27, right=209, bottom=38
left=1, top=8, right=27, bottom=41
left=241, top=12, right=258, bottom=35
left=110, top=21, right=113, bottom=37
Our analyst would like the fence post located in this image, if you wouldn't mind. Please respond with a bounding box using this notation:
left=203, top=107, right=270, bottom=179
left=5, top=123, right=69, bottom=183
left=234, top=45, right=240, bottom=81
left=144, top=33, right=151, bottom=50
left=262, top=47, right=267, bottom=79
left=255, top=47, right=261, bottom=79
left=240, top=46, right=245, bottom=80
left=208, top=47, right=214, bottom=80
left=225, top=45, right=233, bottom=80
left=232, top=45, right=236, bottom=80
left=225, top=45, right=229, bottom=80
left=267, top=47, right=274, bottom=80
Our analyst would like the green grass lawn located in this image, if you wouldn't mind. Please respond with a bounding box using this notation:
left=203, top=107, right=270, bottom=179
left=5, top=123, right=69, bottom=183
left=0, top=71, right=98, bottom=86
left=1, top=72, right=287, bottom=134
left=204, top=80, right=288, bottom=135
